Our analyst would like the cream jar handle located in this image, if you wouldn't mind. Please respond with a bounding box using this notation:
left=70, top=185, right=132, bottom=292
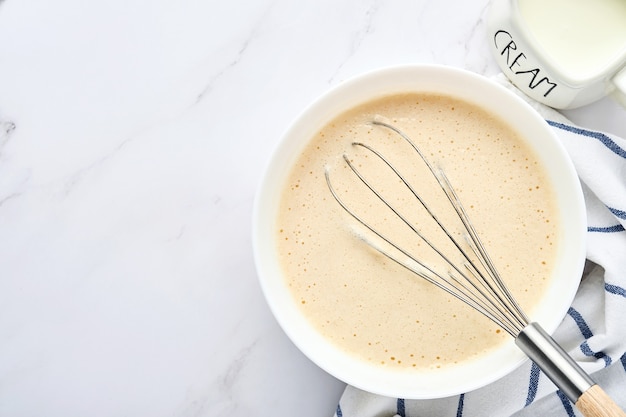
left=611, top=66, right=626, bottom=109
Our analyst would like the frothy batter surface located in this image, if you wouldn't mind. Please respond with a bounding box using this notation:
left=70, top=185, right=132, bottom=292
left=277, top=93, right=559, bottom=371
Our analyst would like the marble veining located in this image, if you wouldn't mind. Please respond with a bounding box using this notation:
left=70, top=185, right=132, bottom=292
left=194, top=4, right=274, bottom=104
left=0, top=0, right=623, bottom=416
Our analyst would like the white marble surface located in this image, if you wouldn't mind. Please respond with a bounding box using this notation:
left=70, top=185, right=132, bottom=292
left=0, top=1, right=623, bottom=416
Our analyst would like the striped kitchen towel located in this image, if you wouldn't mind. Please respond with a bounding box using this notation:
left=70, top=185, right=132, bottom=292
left=333, top=78, right=626, bottom=417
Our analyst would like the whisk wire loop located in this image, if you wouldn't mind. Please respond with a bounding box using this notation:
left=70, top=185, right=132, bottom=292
left=325, top=120, right=530, bottom=337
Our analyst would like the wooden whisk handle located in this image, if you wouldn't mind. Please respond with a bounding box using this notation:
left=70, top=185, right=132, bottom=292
left=576, top=385, right=626, bottom=417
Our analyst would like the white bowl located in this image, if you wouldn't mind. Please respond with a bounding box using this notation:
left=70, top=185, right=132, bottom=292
left=252, top=64, right=586, bottom=399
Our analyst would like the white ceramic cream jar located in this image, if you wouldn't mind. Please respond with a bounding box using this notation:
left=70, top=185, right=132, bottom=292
left=488, top=0, right=626, bottom=109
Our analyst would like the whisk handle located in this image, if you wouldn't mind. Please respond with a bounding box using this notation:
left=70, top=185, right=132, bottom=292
left=516, top=323, right=626, bottom=417
left=577, top=385, right=626, bottom=417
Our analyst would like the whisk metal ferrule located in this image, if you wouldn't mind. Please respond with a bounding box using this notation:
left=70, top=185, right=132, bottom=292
left=516, top=322, right=595, bottom=403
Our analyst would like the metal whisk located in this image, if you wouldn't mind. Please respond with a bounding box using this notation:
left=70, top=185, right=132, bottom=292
left=325, top=120, right=625, bottom=417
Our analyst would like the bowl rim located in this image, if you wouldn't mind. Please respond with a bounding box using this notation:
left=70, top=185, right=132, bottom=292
left=252, top=63, right=586, bottom=399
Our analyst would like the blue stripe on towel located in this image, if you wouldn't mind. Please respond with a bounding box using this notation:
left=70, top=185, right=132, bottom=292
left=456, top=393, right=465, bottom=417
left=608, top=206, right=626, bottom=220
left=621, top=352, right=626, bottom=372
left=567, top=307, right=593, bottom=338
left=396, top=398, right=405, bottom=417
left=581, top=341, right=612, bottom=367
left=606, top=283, right=626, bottom=298
left=336, top=404, right=343, bottom=417
left=525, top=362, right=541, bottom=406
left=568, top=307, right=612, bottom=366
left=546, top=120, right=626, bottom=159
left=556, top=390, right=576, bottom=417
left=588, top=224, right=625, bottom=233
